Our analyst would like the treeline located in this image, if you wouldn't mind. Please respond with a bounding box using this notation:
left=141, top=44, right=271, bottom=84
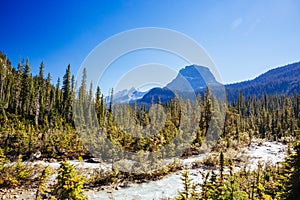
left=0, top=51, right=300, bottom=162
left=0, top=53, right=74, bottom=127
left=0, top=52, right=83, bottom=159
left=224, top=90, right=300, bottom=142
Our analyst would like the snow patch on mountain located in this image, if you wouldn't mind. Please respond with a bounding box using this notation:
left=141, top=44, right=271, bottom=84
left=111, top=87, right=147, bottom=104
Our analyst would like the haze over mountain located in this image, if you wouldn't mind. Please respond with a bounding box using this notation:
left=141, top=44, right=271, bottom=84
left=113, top=61, right=300, bottom=104
left=113, top=65, right=218, bottom=104
left=109, top=87, right=147, bottom=104
left=137, top=65, right=221, bottom=103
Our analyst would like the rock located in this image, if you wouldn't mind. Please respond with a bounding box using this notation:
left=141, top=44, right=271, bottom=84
left=41, top=193, right=51, bottom=199
left=86, top=157, right=102, bottom=163
left=32, top=151, right=42, bottom=159
left=49, top=158, right=57, bottom=162
left=119, top=182, right=128, bottom=188
left=258, top=142, right=263, bottom=146
left=29, top=151, right=42, bottom=161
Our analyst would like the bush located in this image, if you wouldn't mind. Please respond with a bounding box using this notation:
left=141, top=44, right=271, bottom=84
left=52, top=161, right=87, bottom=200
left=0, top=155, right=32, bottom=187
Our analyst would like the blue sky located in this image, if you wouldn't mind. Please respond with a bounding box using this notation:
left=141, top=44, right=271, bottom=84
left=1, top=0, right=300, bottom=94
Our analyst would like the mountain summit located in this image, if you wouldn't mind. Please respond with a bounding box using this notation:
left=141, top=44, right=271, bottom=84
left=114, top=61, right=300, bottom=104
left=139, top=65, right=221, bottom=103
left=166, top=65, right=220, bottom=91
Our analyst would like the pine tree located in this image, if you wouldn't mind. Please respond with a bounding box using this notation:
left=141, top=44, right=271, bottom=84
left=220, top=151, right=225, bottom=180
left=95, top=86, right=101, bottom=124
left=203, top=86, right=212, bottom=137
left=100, top=93, right=105, bottom=127
left=34, top=78, right=40, bottom=126
left=177, top=168, right=195, bottom=200
left=11, top=62, right=23, bottom=113
left=62, top=64, right=72, bottom=122
left=20, top=59, right=31, bottom=115
left=280, top=141, right=300, bottom=199
left=35, top=166, right=51, bottom=200
left=0, top=55, right=7, bottom=102
left=79, top=68, right=88, bottom=126
left=53, top=161, right=87, bottom=200
left=38, top=62, right=45, bottom=123
left=45, top=73, right=51, bottom=105
left=55, top=78, right=61, bottom=111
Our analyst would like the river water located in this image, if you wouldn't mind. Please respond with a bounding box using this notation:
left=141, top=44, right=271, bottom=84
left=86, top=140, right=287, bottom=200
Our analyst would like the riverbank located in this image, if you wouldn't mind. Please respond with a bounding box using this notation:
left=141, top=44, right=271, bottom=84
left=0, top=139, right=287, bottom=200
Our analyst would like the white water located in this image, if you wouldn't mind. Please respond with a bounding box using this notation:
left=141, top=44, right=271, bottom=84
left=87, top=141, right=287, bottom=200
left=31, top=160, right=111, bottom=170
left=18, top=140, right=286, bottom=200
left=247, top=141, right=286, bottom=169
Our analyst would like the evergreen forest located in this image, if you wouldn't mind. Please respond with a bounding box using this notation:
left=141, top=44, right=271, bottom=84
left=0, top=51, right=300, bottom=199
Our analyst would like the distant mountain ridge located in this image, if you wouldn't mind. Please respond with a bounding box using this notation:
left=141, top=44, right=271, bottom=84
left=113, top=61, right=300, bottom=104
left=225, top=62, right=300, bottom=101
left=110, top=87, right=147, bottom=104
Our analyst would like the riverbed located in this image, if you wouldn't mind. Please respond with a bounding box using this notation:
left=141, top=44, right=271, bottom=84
left=86, top=140, right=287, bottom=200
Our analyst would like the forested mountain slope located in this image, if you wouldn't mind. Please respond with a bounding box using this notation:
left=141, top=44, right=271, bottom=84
left=225, top=62, right=300, bottom=101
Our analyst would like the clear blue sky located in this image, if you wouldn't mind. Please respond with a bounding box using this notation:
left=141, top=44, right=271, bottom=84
left=1, top=0, right=300, bottom=93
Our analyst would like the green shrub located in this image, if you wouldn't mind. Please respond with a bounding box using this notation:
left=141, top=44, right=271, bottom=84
left=0, top=155, right=32, bottom=187
left=52, top=160, right=87, bottom=200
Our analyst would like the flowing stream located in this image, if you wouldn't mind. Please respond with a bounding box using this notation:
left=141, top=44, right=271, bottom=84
left=11, top=140, right=287, bottom=199
left=85, top=140, right=287, bottom=200
left=12, top=140, right=286, bottom=200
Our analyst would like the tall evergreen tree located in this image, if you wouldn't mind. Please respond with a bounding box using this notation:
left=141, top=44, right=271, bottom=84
left=38, top=62, right=45, bottom=123
left=95, top=86, right=101, bottom=124
left=20, top=59, right=31, bottom=115
left=62, top=64, right=72, bottom=122
left=55, top=78, right=61, bottom=111
left=280, top=141, right=300, bottom=200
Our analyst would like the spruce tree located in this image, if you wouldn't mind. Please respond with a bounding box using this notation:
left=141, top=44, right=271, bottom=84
left=280, top=141, right=300, bottom=199
left=20, top=59, right=31, bottom=115
left=38, top=62, right=45, bottom=123
left=55, top=78, right=61, bottom=111
left=62, top=64, right=72, bottom=122
left=177, top=169, right=194, bottom=200
left=95, top=86, right=101, bottom=124
left=54, top=161, right=87, bottom=200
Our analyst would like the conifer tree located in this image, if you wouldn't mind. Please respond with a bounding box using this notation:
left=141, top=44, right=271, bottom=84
left=280, top=141, right=300, bottom=200
left=38, top=62, right=45, bottom=122
left=53, top=161, right=87, bottom=200
left=45, top=73, right=52, bottom=112
left=220, top=151, right=225, bottom=180
left=177, top=169, right=195, bottom=200
left=100, top=93, right=105, bottom=127
left=62, top=64, right=72, bottom=122
left=95, top=86, right=101, bottom=124
left=21, top=59, right=31, bottom=115
left=12, top=62, right=23, bottom=113
left=55, top=78, right=61, bottom=111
